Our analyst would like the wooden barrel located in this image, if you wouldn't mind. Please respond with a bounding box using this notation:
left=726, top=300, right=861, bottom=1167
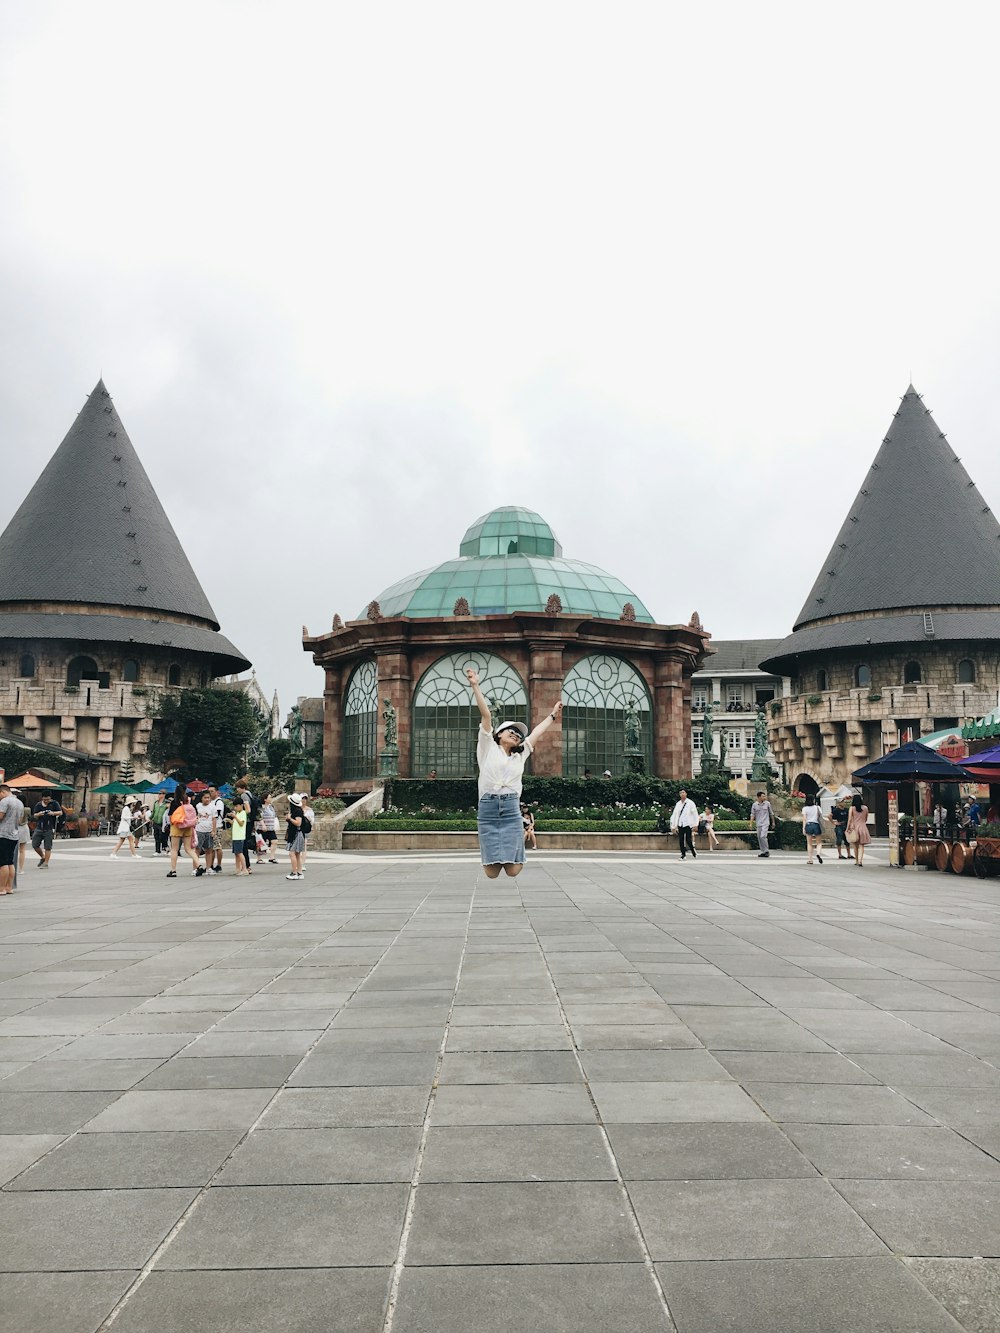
left=903, top=839, right=915, bottom=866
left=951, top=842, right=976, bottom=876
left=905, top=840, right=938, bottom=867
left=934, top=841, right=953, bottom=873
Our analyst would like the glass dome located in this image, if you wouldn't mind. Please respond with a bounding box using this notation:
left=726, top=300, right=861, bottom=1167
left=363, top=506, right=654, bottom=622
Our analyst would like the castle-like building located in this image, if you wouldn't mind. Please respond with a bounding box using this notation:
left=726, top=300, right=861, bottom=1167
left=0, top=381, right=249, bottom=795
left=761, top=386, right=1000, bottom=792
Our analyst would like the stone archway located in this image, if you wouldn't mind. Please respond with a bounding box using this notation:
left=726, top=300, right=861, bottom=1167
left=793, top=772, right=820, bottom=798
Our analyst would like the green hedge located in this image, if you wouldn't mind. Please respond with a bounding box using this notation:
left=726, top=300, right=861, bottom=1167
left=346, top=816, right=802, bottom=843
left=383, top=775, right=752, bottom=816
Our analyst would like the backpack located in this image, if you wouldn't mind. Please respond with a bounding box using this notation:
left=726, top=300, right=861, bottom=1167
left=300, top=811, right=312, bottom=834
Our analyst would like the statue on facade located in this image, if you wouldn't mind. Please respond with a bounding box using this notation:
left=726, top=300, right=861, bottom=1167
left=719, top=726, right=728, bottom=772
left=382, top=698, right=398, bottom=748
left=754, top=705, right=768, bottom=757
left=332, top=613, right=344, bottom=630
left=701, top=696, right=715, bottom=756
left=287, top=704, right=304, bottom=753
left=624, top=700, right=641, bottom=751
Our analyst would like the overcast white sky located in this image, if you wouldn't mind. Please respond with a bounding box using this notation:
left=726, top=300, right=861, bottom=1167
left=2, top=1, right=999, bottom=717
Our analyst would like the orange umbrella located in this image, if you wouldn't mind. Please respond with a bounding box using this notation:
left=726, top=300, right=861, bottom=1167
left=7, top=771, right=74, bottom=790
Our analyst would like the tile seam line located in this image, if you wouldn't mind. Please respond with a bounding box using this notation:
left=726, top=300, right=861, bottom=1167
left=95, top=882, right=440, bottom=1330
left=523, top=876, right=678, bottom=1331
left=379, top=873, right=477, bottom=1332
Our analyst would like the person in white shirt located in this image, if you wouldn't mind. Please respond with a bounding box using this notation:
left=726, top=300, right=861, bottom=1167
left=194, top=793, right=218, bottom=871
left=669, top=789, right=699, bottom=859
left=466, top=666, right=562, bottom=879
left=802, top=799, right=824, bottom=865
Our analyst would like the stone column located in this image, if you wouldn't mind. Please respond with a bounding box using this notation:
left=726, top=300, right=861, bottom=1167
left=654, top=655, right=686, bottom=778
left=322, top=666, right=344, bottom=786
left=376, top=651, right=412, bottom=776
left=528, top=642, right=564, bottom=776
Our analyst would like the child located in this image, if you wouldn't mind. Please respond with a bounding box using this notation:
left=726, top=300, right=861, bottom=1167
left=230, top=801, right=249, bottom=876
left=521, top=804, right=536, bottom=850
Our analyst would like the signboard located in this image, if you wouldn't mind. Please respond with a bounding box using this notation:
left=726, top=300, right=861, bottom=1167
left=888, top=788, right=899, bottom=867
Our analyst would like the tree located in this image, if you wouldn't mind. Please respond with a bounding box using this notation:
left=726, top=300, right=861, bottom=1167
left=147, top=688, right=260, bottom=783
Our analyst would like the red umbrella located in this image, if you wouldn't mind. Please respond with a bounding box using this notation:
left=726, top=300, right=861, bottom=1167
left=185, top=779, right=209, bottom=793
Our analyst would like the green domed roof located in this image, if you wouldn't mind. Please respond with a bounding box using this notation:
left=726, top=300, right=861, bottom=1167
left=366, top=507, right=654, bottom=622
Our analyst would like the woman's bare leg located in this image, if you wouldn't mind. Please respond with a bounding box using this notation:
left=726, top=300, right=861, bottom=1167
left=503, top=863, right=524, bottom=877
left=483, top=864, right=502, bottom=879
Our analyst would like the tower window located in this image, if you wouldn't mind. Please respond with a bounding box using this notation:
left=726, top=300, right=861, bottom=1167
left=67, top=655, right=98, bottom=687
left=122, top=659, right=139, bottom=682
left=855, top=664, right=872, bottom=688
left=957, top=659, right=976, bottom=684
left=817, top=669, right=828, bottom=692
left=904, top=661, right=922, bottom=684
left=19, top=654, right=35, bottom=679
left=167, top=664, right=181, bottom=686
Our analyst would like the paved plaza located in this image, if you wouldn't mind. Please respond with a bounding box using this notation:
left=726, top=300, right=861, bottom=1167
left=2, top=842, right=1000, bottom=1331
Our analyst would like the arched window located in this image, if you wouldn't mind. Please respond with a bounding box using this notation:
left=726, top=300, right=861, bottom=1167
left=904, top=661, right=921, bottom=684
left=122, top=659, right=139, bottom=682
left=19, top=654, right=35, bottom=679
left=957, top=659, right=976, bottom=684
left=199, top=668, right=209, bottom=687
left=561, top=654, right=652, bottom=776
left=343, top=659, right=378, bottom=780
left=167, top=664, right=181, bottom=686
left=817, top=669, right=828, bottom=692
left=855, top=664, right=872, bottom=689
left=413, top=651, right=527, bottom=778
left=67, top=655, right=98, bottom=687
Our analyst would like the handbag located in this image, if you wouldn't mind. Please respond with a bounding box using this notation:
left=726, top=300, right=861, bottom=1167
left=697, top=818, right=707, bottom=835
left=846, top=827, right=859, bottom=844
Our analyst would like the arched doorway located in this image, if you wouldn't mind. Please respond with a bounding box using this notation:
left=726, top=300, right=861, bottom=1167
left=794, top=772, right=819, bottom=798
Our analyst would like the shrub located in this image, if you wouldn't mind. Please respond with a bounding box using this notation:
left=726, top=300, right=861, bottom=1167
left=383, top=775, right=752, bottom=817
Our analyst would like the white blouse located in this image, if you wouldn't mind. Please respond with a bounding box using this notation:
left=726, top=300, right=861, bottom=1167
left=477, top=726, right=534, bottom=797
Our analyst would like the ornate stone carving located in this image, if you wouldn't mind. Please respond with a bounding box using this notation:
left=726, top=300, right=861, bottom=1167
left=545, top=593, right=562, bottom=616
left=620, top=602, right=636, bottom=622
left=366, top=600, right=382, bottom=622
left=453, top=597, right=471, bottom=616
left=689, top=611, right=702, bottom=630
left=332, top=613, right=344, bottom=630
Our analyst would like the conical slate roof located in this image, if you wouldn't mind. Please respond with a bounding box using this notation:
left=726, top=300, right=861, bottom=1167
left=0, top=381, right=218, bottom=623
left=761, top=386, right=1000, bottom=674
left=0, top=381, right=249, bottom=672
left=794, top=386, right=1000, bottom=627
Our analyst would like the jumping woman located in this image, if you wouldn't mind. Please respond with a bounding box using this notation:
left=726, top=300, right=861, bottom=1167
left=466, top=666, right=562, bottom=878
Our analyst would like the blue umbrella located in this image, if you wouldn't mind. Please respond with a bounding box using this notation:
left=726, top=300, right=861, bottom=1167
left=853, top=741, right=975, bottom=784
left=218, top=783, right=235, bottom=797
left=145, top=777, right=179, bottom=794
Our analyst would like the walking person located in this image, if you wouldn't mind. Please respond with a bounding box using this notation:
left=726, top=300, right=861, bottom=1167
left=466, top=666, right=562, bottom=879
left=299, top=795, right=314, bottom=873
left=260, top=793, right=279, bottom=864
left=669, top=789, right=699, bottom=859
left=194, top=792, right=218, bottom=873
left=802, top=797, right=824, bottom=864
left=846, top=794, right=871, bottom=867
left=151, top=793, right=169, bottom=855
left=230, top=800, right=249, bottom=875
left=285, top=793, right=305, bottom=880
left=701, top=801, right=719, bottom=850
left=109, top=797, right=142, bottom=859
left=167, top=790, right=203, bottom=877
left=0, top=784, right=25, bottom=894
left=750, top=790, right=775, bottom=857
left=31, top=793, right=65, bottom=868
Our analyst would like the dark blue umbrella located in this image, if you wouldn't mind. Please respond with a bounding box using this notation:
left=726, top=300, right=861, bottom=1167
left=853, top=741, right=975, bottom=784
left=145, top=777, right=179, bottom=794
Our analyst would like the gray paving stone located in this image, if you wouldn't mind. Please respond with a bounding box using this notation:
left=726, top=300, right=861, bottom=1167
left=0, top=1188, right=197, bottom=1270
left=656, top=1257, right=963, bottom=1332
left=289, top=1051, right=438, bottom=1086
left=0, top=1133, right=65, bottom=1185
left=394, top=1263, right=671, bottom=1333
left=0, top=1090, right=121, bottom=1133
left=834, top=1180, right=1000, bottom=1256
left=406, top=1182, right=642, bottom=1264
left=431, top=1083, right=594, bottom=1125
left=80, top=1087, right=274, bottom=1132
left=215, top=1126, right=422, bottom=1184
left=312, top=1026, right=444, bottom=1052
left=786, top=1123, right=1000, bottom=1180
left=182, top=1029, right=322, bottom=1057
left=444, top=1025, right=572, bottom=1051
left=258, top=1085, right=428, bottom=1128
left=580, top=1050, right=730, bottom=1082
left=629, top=1178, right=887, bottom=1260
left=421, top=1124, right=614, bottom=1182
left=572, top=1024, right=701, bottom=1049
left=0, top=1272, right=136, bottom=1333
left=672, top=1007, right=832, bottom=1051
left=1, top=1057, right=164, bottom=1091
left=438, top=1051, right=581, bottom=1083
left=781, top=1009, right=953, bottom=1053
left=451, top=1004, right=563, bottom=1026
left=135, top=1056, right=299, bottom=1089
left=907, top=1259, right=1000, bottom=1333
left=849, top=1053, right=1000, bottom=1086
left=712, top=1051, right=878, bottom=1083
left=892, top=1085, right=1000, bottom=1124
left=744, top=1081, right=937, bottom=1125
left=591, top=1080, right=766, bottom=1123
left=7, top=1129, right=243, bottom=1189
left=608, top=1123, right=817, bottom=1180
left=156, top=1184, right=407, bottom=1268
left=107, top=1269, right=392, bottom=1333
left=49, top=1034, right=194, bottom=1061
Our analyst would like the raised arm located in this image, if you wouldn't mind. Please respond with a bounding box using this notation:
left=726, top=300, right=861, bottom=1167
left=465, top=668, right=493, bottom=732
left=527, top=701, right=562, bottom=748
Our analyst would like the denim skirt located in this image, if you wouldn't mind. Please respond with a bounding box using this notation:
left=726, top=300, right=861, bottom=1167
left=477, top=793, right=525, bottom=865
